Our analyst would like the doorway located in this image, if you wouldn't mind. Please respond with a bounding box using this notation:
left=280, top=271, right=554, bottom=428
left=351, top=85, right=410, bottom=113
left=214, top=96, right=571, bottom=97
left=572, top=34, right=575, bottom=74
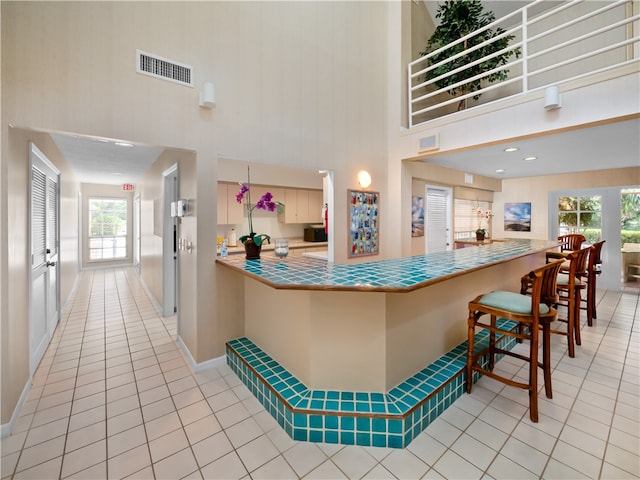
left=549, top=187, right=628, bottom=291
left=425, top=185, right=453, bottom=253
left=162, top=164, right=178, bottom=316
left=29, top=142, right=60, bottom=375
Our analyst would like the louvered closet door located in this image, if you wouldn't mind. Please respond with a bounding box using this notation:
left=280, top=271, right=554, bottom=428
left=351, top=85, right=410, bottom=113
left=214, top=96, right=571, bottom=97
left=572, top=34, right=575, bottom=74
left=30, top=142, right=60, bottom=375
left=425, top=187, right=451, bottom=253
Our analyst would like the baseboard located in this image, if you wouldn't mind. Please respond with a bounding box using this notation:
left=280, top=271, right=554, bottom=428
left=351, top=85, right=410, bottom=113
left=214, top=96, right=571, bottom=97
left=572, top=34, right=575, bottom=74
left=137, top=272, right=164, bottom=316
left=177, top=336, right=226, bottom=373
left=1, top=378, right=31, bottom=438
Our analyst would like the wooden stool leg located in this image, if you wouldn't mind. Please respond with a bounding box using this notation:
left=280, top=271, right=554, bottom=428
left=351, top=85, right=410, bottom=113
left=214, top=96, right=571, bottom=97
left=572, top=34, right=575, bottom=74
left=574, top=289, right=582, bottom=346
left=566, top=294, right=575, bottom=358
left=586, top=280, right=594, bottom=326
left=542, top=323, right=552, bottom=399
left=466, top=310, right=475, bottom=393
left=488, top=315, right=496, bottom=371
left=529, top=323, right=539, bottom=422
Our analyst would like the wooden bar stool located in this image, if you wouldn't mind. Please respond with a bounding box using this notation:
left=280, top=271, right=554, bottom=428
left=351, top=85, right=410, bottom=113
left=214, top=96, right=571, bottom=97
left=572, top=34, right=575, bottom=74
left=554, top=246, right=591, bottom=357
left=546, top=233, right=586, bottom=263
left=466, top=260, right=563, bottom=422
left=577, top=240, right=605, bottom=326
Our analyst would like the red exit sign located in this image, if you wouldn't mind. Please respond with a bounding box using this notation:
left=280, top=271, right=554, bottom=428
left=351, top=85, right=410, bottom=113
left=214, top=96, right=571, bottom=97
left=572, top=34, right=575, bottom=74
left=122, top=184, right=135, bottom=191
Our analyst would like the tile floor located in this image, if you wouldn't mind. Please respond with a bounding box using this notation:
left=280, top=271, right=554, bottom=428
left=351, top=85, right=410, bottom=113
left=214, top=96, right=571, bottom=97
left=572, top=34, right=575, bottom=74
left=1, top=267, right=638, bottom=479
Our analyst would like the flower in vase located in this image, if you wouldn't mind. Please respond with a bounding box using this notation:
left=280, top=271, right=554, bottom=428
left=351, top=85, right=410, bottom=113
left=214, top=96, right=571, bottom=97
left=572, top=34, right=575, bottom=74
left=474, top=207, right=494, bottom=235
left=235, top=167, right=276, bottom=247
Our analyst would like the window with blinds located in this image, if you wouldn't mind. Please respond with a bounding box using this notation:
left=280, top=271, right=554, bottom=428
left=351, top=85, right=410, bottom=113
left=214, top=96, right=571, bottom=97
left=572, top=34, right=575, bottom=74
left=454, top=199, right=492, bottom=239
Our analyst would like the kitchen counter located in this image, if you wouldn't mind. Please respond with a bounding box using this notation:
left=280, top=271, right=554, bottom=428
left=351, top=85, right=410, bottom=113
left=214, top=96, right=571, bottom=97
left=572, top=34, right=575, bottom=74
left=217, top=239, right=557, bottom=292
left=454, top=238, right=507, bottom=248
left=217, top=238, right=560, bottom=448
left=218, top=237, right=327, bottom=256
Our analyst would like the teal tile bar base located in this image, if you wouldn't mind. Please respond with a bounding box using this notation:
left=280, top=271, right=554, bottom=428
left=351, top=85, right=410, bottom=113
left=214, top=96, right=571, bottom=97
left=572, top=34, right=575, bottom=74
left=226, top=319, right=518, bottom=449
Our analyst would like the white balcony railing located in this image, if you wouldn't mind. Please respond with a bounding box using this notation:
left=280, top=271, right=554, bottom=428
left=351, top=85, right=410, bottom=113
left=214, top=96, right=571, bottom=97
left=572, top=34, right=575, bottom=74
left=408, top=0, right=640, bottom=128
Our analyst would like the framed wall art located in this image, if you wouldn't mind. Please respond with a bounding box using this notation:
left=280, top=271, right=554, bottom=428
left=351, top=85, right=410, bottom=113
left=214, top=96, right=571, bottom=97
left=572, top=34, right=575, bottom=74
left=504, top=202, right=531, bottom=232
left=348, top=189, right=380, bottom=257
left=411, top=196, right=424, bottom=237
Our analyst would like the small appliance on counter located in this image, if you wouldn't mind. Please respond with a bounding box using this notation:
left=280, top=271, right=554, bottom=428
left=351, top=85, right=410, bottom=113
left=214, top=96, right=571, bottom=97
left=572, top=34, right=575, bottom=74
left=304, top=225, right=328, bottom=242
left=227, top=229, right=237, bottom=247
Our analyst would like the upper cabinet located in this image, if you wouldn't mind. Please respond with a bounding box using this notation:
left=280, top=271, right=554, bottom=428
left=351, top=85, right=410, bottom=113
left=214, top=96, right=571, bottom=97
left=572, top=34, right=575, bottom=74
left=217, top=182, right=322, bottom=225
left=308, top=189, right=324, bottom=223
left=217, top=183, right=244, bottom=225
left=279, top=188, right=323, bottom=224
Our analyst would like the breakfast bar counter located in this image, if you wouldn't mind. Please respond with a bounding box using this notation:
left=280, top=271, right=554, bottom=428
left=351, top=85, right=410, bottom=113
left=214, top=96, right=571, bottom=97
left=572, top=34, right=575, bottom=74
left=216, top=239, right=559, bottom=447
left=216, top=239, right=558, bottom=391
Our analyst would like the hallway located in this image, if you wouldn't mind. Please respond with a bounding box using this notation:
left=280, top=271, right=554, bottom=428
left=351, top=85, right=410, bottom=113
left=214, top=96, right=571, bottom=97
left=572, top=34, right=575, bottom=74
left=1, top=267, right=638, bottom=479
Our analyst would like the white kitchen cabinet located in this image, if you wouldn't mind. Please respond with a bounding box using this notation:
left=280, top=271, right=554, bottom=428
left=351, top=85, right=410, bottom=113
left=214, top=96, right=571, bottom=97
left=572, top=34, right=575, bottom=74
left=279, top=188, right=323, bottom=224
left=217, top=182, right=245, bottom=225
left=307, top=189, right=324, bottom=223
left=250, top=185, right=284, bottom=207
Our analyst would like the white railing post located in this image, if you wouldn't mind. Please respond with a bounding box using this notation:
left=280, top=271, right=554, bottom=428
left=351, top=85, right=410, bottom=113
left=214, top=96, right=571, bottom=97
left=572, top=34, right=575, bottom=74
left=522, top=6, right=529, bottom=94
left=408, top=63, right=414, bottom=129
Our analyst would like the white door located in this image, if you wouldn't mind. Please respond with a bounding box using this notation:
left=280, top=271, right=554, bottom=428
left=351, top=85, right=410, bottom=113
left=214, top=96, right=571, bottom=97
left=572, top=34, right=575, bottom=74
left=425, top=185, right=453, bottom=253
left=30, top=143, right=60, bottom=375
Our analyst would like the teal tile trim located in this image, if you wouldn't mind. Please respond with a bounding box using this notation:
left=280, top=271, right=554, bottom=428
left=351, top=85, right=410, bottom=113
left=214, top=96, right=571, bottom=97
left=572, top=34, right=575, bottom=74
left=217, top=239, right=559, bottom=292
left=226, top=319, right=518, bottom=448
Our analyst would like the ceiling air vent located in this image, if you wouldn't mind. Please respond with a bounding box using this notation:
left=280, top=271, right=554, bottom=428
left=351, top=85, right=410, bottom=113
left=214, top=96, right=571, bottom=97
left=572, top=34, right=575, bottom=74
left=136, top=50, right=193, bottom=87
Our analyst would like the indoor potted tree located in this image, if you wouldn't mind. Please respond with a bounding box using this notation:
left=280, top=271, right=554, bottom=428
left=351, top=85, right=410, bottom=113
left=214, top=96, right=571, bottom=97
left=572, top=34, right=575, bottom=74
left=420, top=0, right=520, bottom=111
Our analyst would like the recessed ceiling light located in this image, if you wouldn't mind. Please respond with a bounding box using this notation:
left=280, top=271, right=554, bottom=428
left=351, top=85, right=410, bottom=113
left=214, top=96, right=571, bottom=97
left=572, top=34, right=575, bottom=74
left=523, top=156, right=537, bottom=161
left=115, top=142, right=133, bottom=147
left=496, top=169, right=506, bottom=173
left=504, top=147, right=519, bottom=152
left=112, top=172, right=122, bottom=175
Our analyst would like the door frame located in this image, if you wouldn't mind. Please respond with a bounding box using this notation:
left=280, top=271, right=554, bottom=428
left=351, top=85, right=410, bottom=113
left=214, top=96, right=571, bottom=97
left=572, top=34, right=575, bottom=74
left=162, top=164, right=178, bottom=316
left=424, top=184, right=453, bottom=253
left=133, top=192, right=141, bottom=273
left=548, top=187, right=623, bottom=291
left=29, top=142, right=60, bottom=375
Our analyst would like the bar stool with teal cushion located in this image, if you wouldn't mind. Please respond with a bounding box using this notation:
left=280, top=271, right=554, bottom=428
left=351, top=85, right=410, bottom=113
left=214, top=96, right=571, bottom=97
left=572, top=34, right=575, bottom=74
left=466, top=260, right=564, bottom=422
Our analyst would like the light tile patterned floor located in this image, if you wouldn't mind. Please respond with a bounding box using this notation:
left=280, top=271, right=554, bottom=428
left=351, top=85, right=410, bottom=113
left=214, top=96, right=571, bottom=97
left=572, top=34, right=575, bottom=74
left=2, top=267, right=638, bottom=479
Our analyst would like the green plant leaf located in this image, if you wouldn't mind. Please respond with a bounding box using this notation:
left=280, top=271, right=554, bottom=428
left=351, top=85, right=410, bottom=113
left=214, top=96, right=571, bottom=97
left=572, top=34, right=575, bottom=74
left=419, top=0, right=521, bottom=108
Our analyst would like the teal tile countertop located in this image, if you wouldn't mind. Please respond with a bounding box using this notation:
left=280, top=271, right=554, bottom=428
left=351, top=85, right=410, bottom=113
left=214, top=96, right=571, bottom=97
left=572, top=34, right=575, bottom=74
left=216, top=238, right=559, bottom=292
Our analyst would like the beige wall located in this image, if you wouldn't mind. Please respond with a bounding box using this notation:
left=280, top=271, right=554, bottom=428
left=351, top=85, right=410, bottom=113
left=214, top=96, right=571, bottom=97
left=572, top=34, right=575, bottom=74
left=1, top=1, right=391, bottom=424
left=1, top=128, right=80, bottom=425
left=494, top=166, right=640, bottom=291
left=408, top=161, right=500, bottom=255
left=493, top=167, right=640, bottom=240
left=138, top=149, right=201, bottom=354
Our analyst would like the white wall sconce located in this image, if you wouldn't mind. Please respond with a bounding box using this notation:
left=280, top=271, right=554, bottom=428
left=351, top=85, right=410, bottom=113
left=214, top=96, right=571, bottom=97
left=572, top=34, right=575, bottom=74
left=544, top=85, right=562, bottom=110
left=199, top=81, right=216, bottom=109
left=357, top=170, right=372, bottom=189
